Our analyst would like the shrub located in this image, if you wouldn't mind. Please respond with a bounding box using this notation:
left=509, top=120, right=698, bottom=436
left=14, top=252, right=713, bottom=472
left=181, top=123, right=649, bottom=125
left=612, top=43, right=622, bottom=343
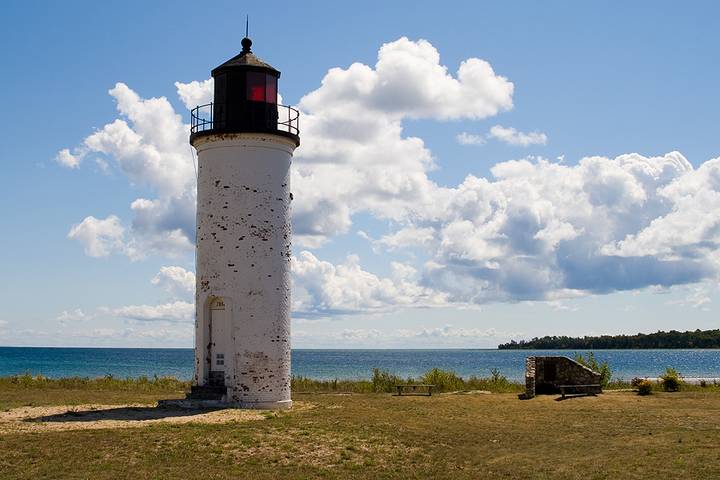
left=371, top=369, right=406, bottom=393
left=574, top=352, right=612, bottom=388
left=420, top=368, right=465, bottom=392
left=636, top=379, right=653, bottom=396
left=490, top=368, right=504, bottom=383
left=700, top=380, right=707, bottom=388
left=630, top=377, right=643, bottom=388
left=660, top=367, right=682, bottom=392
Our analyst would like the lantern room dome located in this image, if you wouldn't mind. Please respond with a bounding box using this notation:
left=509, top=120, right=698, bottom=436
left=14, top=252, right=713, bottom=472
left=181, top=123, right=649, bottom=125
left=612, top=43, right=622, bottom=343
left=190, top=37, right=299, bottom=147
left=211, top=37, right=280, bottom=76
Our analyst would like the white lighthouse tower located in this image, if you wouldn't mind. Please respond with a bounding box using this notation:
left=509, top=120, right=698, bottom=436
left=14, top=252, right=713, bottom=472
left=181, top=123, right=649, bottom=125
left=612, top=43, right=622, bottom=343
left=186, top=36, right=299, bottom=409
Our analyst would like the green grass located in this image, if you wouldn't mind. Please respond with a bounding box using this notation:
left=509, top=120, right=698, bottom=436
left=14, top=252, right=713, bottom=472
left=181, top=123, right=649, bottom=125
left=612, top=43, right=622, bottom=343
left=0, top=369, right=521, bottom=410
left=0, top=374, right=189, bottom=410
left=609, top=378, right=720, bottom=393
left=0, top=374, right=190, bottom=391
left=3, top=370, right=717, bottom=407
left=2, top=382, right=720, bottom=479
left=292, top=368, right=523, bottom=394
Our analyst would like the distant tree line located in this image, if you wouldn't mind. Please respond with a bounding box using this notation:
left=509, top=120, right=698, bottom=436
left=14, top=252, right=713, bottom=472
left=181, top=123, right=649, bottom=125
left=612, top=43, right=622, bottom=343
left=498, top=329, right=720, bottom=349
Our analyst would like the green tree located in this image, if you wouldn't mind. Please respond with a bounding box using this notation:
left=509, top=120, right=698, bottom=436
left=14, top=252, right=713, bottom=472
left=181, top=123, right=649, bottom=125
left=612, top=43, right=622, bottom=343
left=573, top=352, right=612, bottom=388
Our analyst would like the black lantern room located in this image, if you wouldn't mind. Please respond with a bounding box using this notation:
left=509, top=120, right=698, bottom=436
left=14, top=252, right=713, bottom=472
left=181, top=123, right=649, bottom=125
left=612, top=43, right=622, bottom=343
left=190, top=37, right=299, bottom=146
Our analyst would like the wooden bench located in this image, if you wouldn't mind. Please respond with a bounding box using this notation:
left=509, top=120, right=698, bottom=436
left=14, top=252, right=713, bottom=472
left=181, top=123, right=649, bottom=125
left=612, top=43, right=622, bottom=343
left=558, top=384, right=601, bottom=399
left=395, top=384, right=435, bottom=396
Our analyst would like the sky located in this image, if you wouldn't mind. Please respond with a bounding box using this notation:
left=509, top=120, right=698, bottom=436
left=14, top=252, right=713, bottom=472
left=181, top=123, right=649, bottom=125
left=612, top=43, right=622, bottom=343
left=1, top=1, right=719, bottom=348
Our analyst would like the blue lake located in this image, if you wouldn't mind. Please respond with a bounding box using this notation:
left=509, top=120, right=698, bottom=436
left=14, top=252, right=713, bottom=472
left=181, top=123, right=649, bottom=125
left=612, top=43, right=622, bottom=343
left=1, top=347, right=720, bottom=381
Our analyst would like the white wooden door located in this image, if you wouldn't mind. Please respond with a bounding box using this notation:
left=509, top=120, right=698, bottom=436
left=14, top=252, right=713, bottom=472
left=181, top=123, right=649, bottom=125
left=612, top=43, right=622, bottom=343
left=209, top=297, right=230, bottom=376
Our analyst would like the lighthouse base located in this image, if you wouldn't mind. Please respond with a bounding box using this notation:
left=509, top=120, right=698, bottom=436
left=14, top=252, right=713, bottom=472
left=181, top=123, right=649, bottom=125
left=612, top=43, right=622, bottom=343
left=158, top=398, right=292, bottom=410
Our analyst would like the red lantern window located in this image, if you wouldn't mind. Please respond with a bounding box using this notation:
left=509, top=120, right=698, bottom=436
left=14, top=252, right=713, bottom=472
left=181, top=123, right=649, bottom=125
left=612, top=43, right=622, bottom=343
left=247, top=72, right=266, bottom=102
left=265, top=75, right=277, bottom=104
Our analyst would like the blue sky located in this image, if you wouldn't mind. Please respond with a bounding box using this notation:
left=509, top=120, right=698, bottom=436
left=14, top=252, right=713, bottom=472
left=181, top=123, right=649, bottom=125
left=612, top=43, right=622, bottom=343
left=1, top=1, right=719, bottom=348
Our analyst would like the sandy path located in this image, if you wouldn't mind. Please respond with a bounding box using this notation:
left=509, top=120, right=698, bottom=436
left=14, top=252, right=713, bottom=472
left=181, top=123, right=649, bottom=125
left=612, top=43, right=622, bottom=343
left=0, top=403, right=281, bottom=433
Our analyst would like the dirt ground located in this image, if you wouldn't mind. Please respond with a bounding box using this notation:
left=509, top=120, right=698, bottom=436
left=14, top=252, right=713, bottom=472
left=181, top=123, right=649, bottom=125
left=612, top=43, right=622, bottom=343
left=0, top=401, right=313, bottom=433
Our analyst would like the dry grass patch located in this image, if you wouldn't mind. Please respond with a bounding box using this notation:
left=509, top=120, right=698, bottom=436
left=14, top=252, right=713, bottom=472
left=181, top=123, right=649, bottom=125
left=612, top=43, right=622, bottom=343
left=0, top=401, right=317, bottom=433
left=0, top=403, right=266, bottom=433
left=224, top=427, right=426, bottom=469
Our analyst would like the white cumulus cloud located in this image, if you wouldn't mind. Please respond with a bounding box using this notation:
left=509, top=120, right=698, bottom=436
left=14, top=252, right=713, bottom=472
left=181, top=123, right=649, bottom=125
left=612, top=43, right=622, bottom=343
left=457, top=126, right=548, bottom=147
left=488, top=125, right=548, bottom=146
left=57, top=309, right=90, bottom=323
left=294, top=324, right=522, bottom=348
left=374, top=227, right=436, bottom=251
left=416, top=151, right=711, bottom=303
left=603, top=156, right=720, bottom=261
left=291, top=37, right=513, bottom=246
left=55, top=148, right=82, bottom=168
left=456, top=132, right=487, bottom=146
left=57, top=37, right=720, bottom=314
left=110, top=301, right=194, bottom=323
left=152, top=266, right=196, bottom=299
left=60, top=82, right=197, bottom=259
left=300, top=37, right=513, bottom=121
left=67, top=215, right=126, bottom=257
left=174, top=78, right=213, bottom=110
left=292, top=251, right=447, bottom=317
left=60, top=38, right=513, bottom=252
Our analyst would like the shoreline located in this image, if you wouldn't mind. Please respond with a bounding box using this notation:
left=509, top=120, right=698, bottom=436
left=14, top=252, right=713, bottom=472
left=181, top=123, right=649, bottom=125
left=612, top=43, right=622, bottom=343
left=3, top=372, right=720, bottom=388
left=3, top=348, right=720, bottom=383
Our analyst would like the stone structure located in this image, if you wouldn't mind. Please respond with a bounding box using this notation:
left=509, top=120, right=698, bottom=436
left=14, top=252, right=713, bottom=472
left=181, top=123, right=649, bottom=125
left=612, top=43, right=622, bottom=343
left=522, top=356, right=602, bottom=399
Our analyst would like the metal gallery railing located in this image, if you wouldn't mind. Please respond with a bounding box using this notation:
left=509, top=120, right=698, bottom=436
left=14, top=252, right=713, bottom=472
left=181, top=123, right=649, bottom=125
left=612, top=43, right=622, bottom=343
left=190, top=102, right=299, bottom=136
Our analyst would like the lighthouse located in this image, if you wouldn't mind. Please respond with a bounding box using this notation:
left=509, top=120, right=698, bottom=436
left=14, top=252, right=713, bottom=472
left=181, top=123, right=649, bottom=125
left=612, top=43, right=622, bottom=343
left=186, top=36, right=299, bottom=409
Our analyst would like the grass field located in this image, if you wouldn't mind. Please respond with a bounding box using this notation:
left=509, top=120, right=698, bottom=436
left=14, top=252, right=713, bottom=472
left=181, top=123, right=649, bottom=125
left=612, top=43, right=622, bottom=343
left=2, top=379, right=720, bottom=479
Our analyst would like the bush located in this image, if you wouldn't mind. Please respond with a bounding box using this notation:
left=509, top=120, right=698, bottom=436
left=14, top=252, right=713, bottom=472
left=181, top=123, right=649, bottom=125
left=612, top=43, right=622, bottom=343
left=660, top=368, right=682, bottom=392
left=371, top=369, right=406, bottom=393
left=630, top=377, right=643, bottom=388
left=574, top=352, right=612, bottom=388
left=636, top=379, right=653, bottom=396
left=420, top=368, right=465, bottom=392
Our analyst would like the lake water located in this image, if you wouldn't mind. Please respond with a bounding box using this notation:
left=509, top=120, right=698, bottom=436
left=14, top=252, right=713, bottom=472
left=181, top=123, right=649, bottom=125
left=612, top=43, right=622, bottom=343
left=2, top=347, right=720, bottom=381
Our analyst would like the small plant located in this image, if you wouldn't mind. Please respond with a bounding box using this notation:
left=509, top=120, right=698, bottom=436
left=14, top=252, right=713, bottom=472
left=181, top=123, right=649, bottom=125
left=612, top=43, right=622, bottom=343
left=699, top=380, right=707, bottom=388
left=636, top=379, right=653, bottom=396
left=660, top=368, right=682, bottom=392
left=489, top=368, right=506, bottom=383
left=574, top=352, right=612, bottom=388
left=630, top=377, right=643, bottom=388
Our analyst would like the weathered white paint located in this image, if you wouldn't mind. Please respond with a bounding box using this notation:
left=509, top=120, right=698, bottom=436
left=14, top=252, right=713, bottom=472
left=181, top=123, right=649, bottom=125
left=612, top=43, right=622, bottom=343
left=192, top=132, right=296, bottom=409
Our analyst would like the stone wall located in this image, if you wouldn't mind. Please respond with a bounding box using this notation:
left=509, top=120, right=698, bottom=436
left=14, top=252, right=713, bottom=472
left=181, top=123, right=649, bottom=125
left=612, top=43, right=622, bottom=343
left=523, top=356, right=601, bottom=398
left=525, top=356, right=536, bottom=398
